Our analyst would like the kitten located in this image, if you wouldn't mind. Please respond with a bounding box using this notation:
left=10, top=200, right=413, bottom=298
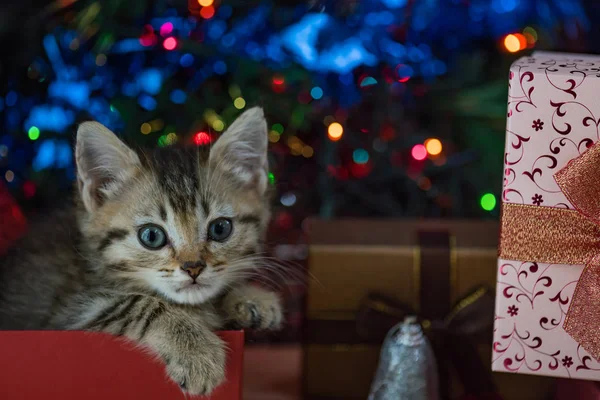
left=0, top=107, right=283, bottom=395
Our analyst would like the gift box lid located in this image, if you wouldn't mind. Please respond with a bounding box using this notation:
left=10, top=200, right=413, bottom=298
left=0, top=330, right=244, bottom=400
left=508, top=51, right=600, bottom=82
left=307, top=218, right=498, bottom=248
left=307, top=219, right=499, bottom=317
left=530, top=50, right=600, bottom=62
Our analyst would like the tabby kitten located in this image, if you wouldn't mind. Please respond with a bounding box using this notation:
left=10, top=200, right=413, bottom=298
left=0, top=107, right=282, bottom=395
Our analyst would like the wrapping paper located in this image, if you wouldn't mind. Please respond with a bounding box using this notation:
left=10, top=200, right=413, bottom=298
left=493, top=51, right=600, bottom=380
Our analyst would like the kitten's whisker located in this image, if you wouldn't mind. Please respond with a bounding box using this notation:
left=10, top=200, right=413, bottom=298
left=237, top=256, right=308, bottom=281
left=217, top=262, right=289, bottom=288
left=224, top=262, right=301, bottom=289
left=253, top=256, right=323, bottom=288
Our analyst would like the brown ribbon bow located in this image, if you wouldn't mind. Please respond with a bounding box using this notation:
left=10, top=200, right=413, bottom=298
left=500, top=141, right=600, bottom=361
left=356, top=286, right=499, bottom=399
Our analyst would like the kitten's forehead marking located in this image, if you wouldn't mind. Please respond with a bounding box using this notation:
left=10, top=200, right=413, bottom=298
left=162, top=196, right=192, bottom=250
left=151, top=146, right=201, bottom=215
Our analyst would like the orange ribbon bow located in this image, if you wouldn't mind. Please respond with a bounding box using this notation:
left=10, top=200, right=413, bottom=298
left=499, top=141, right=600, bottom=361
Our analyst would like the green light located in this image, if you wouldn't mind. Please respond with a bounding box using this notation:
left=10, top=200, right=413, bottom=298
left=157, top=135, right=168, bottom=147
left=233, top=97, right=246, bottom=110
left=28, top=126, right=40, bottom=141
left=272, top=123, right=284, bottom=134
left=480, top=193, right=496, bottom=211
left=268, top=172, right=275, bottom=185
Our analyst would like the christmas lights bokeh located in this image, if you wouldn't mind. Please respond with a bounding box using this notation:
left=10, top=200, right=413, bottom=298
left=0, top=0, right=594, bottom=234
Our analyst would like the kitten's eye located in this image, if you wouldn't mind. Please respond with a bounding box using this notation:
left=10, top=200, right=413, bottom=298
left=138, top=225, right=167, bottom=249
left=208, top=218, right=233, bottom=242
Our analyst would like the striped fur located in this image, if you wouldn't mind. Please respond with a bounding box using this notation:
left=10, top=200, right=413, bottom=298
left=0, top=107, right=282, bottom=395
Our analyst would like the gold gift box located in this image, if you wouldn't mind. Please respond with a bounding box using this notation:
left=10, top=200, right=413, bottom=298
left=303, top=219, right=555, bottom=400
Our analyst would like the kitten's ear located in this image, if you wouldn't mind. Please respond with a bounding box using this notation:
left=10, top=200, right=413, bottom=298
left=75, top=122, right=141, bottom=212
left=209, top=107, right=268, bottom=193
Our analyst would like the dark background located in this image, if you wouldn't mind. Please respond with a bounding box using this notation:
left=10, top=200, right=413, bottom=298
left=0, top=0, right=598, bottom=235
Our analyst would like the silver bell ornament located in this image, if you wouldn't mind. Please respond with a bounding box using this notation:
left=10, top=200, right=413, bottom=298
left=368, top=316, right=439, bottom=400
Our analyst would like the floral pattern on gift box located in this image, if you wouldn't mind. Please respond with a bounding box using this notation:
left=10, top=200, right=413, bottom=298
left=562, top=356, right=573, bottom=368
left=501, top=55, right=600, bottom=209
left=492, top=260, right=600, bottom=378
left=495, top=52, right=600, bottom=381
left=507, top=64, right=536, bottom=117
left=531, top=194, right=543, bottom=205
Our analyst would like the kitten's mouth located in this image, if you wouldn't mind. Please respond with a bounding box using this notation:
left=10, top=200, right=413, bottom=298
left=176, top=281, right=210, bottom=292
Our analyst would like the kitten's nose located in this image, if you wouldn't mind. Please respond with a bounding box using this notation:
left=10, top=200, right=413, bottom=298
left=181, top=260, right=206, bottom=280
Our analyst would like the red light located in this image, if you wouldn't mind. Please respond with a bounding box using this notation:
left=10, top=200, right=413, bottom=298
left=139, top=35, right=156, bottom=47
left=350, top=161, right=372, bottom=178
left=275, top=211, right=293, bottom=230
left=272, top=75, right=285, bottom=93
left=200, top=6, right=215, bottom=19
left=381, top=126, right=395, bottom=142
left=163, top=37, right=177, bottom=51
left=11, top=205, right=24, bottom=223
left=193, top=131, right=212, bottom=146
left=395, top=64, right=412, bottom=83
left=139, top=25, right=157, bottom=47
left=160, top=22, right=173, bottom=37
left=411, top=144, right=427, bottom=161
left=23, top=181, right=36, bottom=198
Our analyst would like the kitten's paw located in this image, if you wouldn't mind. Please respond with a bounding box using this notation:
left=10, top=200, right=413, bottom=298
left=164, top=335, right=226, bottom=396
left=223, top=286, right=283, bottom=330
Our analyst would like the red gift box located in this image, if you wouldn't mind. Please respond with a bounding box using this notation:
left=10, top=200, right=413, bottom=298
left=0, top=330, right=244, bottom=399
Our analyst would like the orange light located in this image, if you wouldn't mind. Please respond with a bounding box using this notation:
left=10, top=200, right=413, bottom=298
left=504, top=34, right=521, bottom=53
left=424, top=138, right=442, bottom=156
left=200, top=5, right=215, bottom=19
left=328, top=122, right=343, bottom=141
left=515, top=33, right=527, bottom=49
left=198, top=0, right=213, bottom=5
left=504, top=33, right=527, bottom=53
